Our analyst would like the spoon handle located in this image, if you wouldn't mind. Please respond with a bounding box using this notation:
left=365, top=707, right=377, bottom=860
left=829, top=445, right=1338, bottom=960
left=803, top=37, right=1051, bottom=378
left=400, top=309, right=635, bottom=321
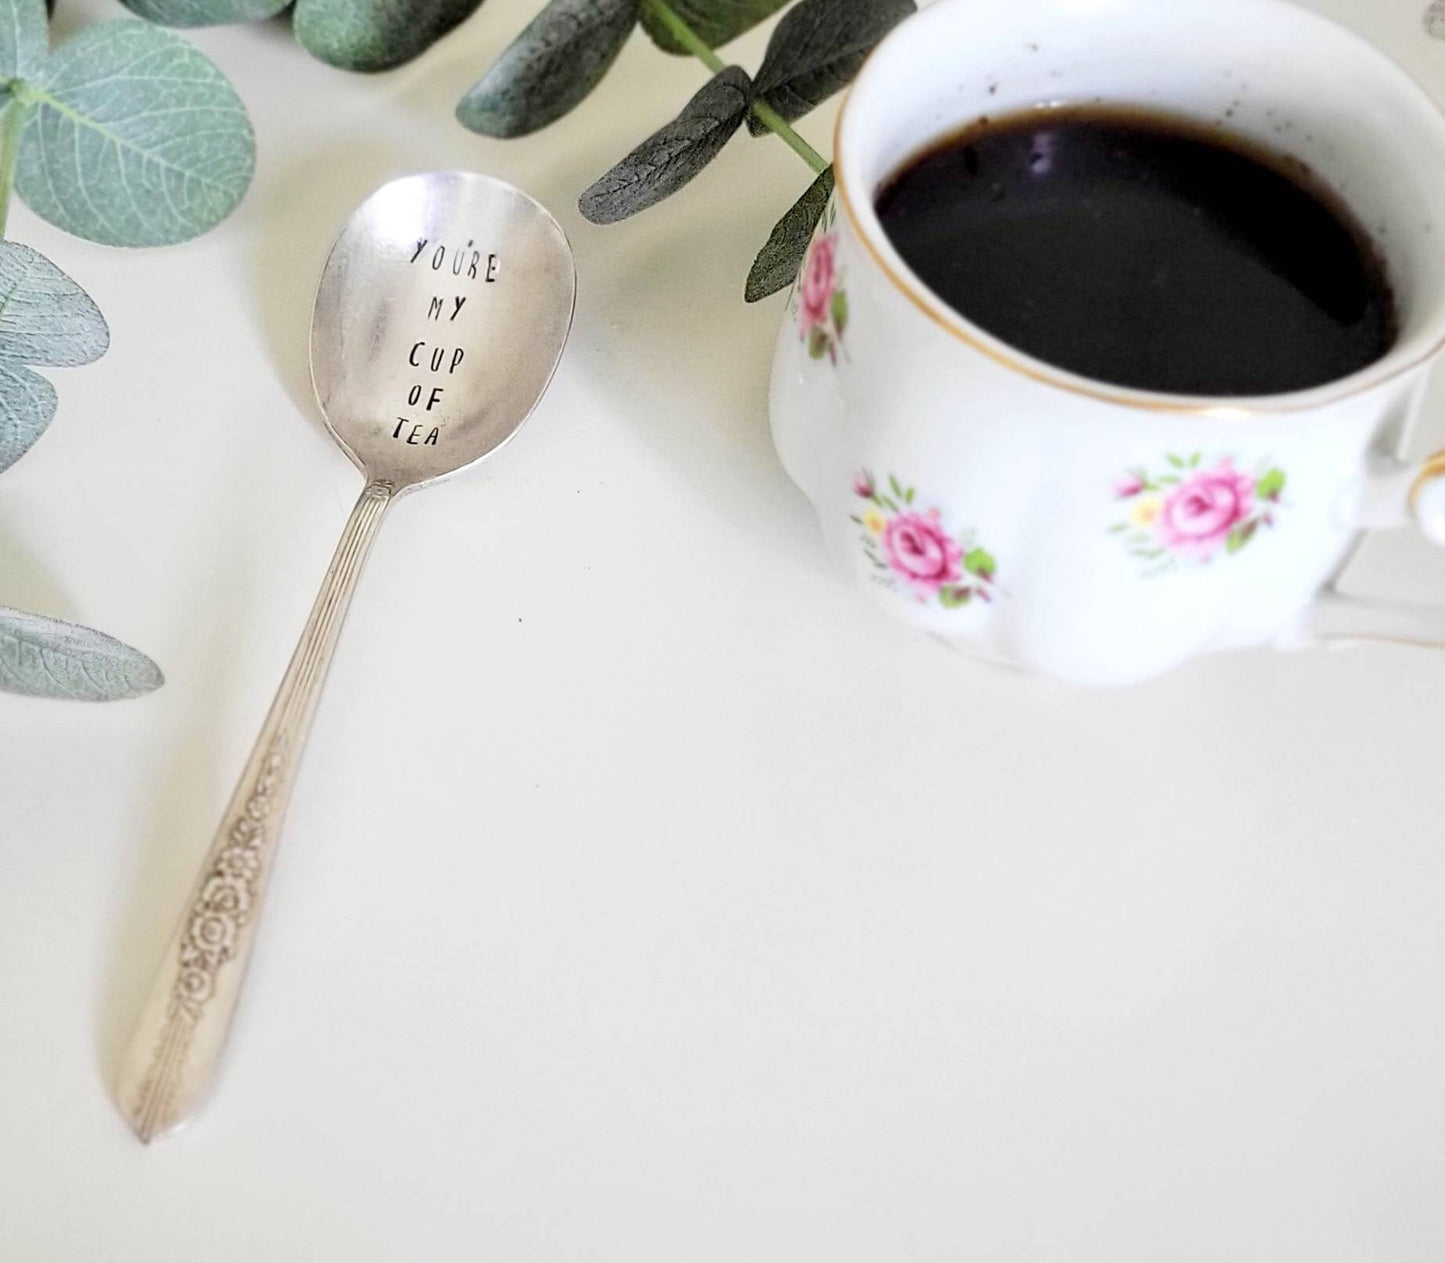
left=117, top=479, right=396, bottom=1143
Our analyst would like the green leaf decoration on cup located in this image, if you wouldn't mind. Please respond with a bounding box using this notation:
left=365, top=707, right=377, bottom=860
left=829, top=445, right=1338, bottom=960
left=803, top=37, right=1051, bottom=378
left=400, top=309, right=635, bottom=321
left=294, top=0, right=485, bottom=72
left=746, top=0, right=913, bottom=135
left=0, top=606, right=163, bottom=700
left=2, top=10, right=255, bottom=246
left=1256, top=467, right=1286, bottom=501
left=963, top=547, right=996, bottom=581
left=0, top=241, right=107, bottom=473
left=580, top=65, right=752, bottom=224
left=457, top=0, right=640, bottom=139
left=117, top=0, right=290, bottom=27
left=641, top=0, right=788, bottom=53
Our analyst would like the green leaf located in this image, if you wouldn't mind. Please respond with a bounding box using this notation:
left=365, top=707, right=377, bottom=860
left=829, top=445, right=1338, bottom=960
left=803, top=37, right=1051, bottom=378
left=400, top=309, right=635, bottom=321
left=1189, top=451, right=1201, bottom=467
left=963, top=547, right=995, bottom=579
left=579, top=65, right=750, bottom=224
left=0, top=0, right=47, bottom=89
left=1167, top=453, right=1185, bottom=468
left=641, top=0, right=787, bottom=53
left=903, top=485, right=913, bottom=504
left=0, top=362, right=55, bottom=473
left=0, top=243, right=107, bottom=473
left=0, top=242, right=108, bottom=368
left=116, top=0, right=290, bottom=27
left=806, top=324, right=827, bottom=359
left=294, top=0, right=483, bottom=72
left=13, top=21, right=254, bottom=247
left=457, top=0, right=639, bottom=138
left=745, top=164, right=832, bottom=302
left=830, top=286, right=847, bottom=333
left=1226, top=520, right=1259, bottom=554
left=888, top=474, right=902, bottom=497
left=1256, top=467, right=1286, bottom=500
left=876, top=494, right=899, bottom=512
left=747, top=0, right=913, bottom=134
left=0, top=605, right=162, bottom=700
left=939, top=585, right=972, bottom=609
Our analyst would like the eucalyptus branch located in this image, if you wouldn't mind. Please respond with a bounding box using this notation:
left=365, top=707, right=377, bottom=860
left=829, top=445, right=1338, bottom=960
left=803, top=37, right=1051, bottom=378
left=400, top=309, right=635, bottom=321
left=458, top=0, right=914, bottom=300
left=641, top=0, right=828, bottom=174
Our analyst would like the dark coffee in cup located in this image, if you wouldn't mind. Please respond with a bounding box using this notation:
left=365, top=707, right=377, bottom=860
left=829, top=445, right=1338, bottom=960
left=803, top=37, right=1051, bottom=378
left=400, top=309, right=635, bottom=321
left=875, top=106, right=1397, bottom=396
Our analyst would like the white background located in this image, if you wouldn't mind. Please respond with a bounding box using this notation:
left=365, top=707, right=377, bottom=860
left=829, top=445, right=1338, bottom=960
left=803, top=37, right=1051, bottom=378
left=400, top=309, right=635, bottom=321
left=4, top=0, right=1445, bottom=1258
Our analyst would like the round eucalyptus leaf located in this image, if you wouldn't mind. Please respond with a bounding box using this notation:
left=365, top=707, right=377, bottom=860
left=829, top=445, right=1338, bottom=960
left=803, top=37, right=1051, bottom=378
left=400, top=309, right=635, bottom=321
left=0, top=362, right=56, bottom=474
left=294, top=0, right=484, bottom=72
left=0, top=0, right=49, bottom=87
left=117, top=0, right=292, bottom=28
left=457, top=0, right=639, bottom=139
left=14, top=20, right=255, bottom=247
left=0, top=605, right=164, bottom=700
left=0, top=242, right=109, bottom=367
left=0, top=244, right=107, bottom=472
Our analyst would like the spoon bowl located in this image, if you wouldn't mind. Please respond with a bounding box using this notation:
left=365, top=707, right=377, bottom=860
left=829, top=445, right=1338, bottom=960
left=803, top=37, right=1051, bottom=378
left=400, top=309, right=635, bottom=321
left=311, top=171, right=576, bottom=490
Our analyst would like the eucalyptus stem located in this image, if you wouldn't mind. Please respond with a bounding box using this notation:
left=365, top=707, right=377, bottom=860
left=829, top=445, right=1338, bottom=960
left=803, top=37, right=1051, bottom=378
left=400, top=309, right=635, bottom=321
left=0, top=97, right=24, bottom=240
left=641, top=0, right=829, bottom=175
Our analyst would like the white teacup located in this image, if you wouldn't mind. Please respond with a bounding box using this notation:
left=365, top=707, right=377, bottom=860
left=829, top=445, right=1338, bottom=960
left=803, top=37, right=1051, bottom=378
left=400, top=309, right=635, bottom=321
left=769, top=0, right=1445, bottom=686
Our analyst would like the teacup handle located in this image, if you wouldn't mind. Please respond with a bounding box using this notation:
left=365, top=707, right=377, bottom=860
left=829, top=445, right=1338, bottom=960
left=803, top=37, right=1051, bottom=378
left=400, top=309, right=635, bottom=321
left=1288, top=449, right=1445, bottom=648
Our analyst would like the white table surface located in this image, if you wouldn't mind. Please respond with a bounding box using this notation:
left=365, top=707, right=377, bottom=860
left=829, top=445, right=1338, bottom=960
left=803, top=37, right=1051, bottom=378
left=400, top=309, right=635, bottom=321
left=5, top=0, right=1445, bottom=1258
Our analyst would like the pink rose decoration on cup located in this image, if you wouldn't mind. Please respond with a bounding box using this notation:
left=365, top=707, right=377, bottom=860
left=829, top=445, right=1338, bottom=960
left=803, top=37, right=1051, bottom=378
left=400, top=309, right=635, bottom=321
left=795, top=223, right=848, bottom=364
left=853, top=471, right=1000, bottom=608
left=798, top=234, right=836, bottom=333
left=882, top=511, right=962, bottom=597
left=1158, top=461, right=1255, bottom=558
left=1111, top=453, right=1287, bottom=572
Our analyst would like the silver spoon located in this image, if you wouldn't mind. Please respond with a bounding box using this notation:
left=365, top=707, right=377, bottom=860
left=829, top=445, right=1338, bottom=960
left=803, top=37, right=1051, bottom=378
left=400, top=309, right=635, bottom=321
left=117, top=172, right=576, bottom=1143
